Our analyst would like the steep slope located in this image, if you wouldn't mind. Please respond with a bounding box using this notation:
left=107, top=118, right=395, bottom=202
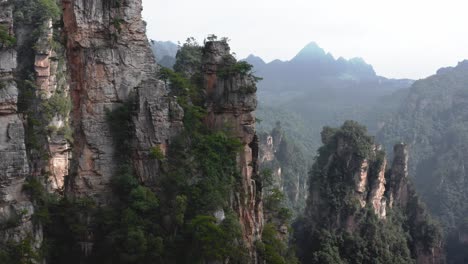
left=0, top=0, right=35, bottom=249
left=378, top=60, right=468, bottom=263
left=0, top=0, right=72, bottom=259
left=295, top=121, right=444, bottom=264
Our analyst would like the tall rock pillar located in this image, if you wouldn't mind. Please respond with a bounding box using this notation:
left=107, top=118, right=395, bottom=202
left=202, top=41, right=263, bottom=261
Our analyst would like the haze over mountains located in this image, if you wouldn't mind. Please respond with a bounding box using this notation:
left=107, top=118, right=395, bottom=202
left=249, top=43, right=411, bottom=155
left=151, top=41, right=413, bottom=156
left=150, top=40, right=178, bottom=68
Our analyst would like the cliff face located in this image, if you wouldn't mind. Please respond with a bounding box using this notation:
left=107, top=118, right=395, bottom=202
left=62, top=0, right=181, bottom=199
left=296, top=121, right=444, bottom=264
left=202, top=41, right=263, bottom=259
left=0, top=0, right=35, bottom=245
left=0, top=0, right=182, bottom=260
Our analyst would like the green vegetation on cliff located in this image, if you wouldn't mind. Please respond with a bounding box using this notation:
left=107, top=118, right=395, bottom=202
left=27, top=39, right=296, bottom=264
left=13, top=0, right=61, bottom=23
left=0, top=25, right=16, bottom=48
left=295, top=121, right=442, bottom=264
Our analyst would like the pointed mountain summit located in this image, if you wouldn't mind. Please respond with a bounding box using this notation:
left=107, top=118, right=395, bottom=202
left=244, top=54, right=266, bottom=70
left=292, top=42, right=327, bottom=60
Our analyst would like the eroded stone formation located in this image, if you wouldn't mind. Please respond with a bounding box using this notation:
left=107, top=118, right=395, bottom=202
left=351, top=145, right=387, bottom=219
left=202, top=41, right=263, bottom=260
left=0, top=0, right=36, bottom=245
left=303, top=123, right=445, bottom=263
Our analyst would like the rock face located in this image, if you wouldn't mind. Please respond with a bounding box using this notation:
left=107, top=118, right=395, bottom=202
left=62, top=0, right=180, bottom=200
left=0, top=0, right=37, bottom=246
left=33, top=17, right=72, bottom=192
left=131, top=79, right=183, bottom=183
left=202, top=41, right=263, bottom=260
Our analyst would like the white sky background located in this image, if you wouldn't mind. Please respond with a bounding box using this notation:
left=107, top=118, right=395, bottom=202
left=142, top=0, right=468, bottom=80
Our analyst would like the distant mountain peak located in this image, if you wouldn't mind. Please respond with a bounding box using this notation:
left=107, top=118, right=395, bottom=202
left=245, top=54, right=266, bottom=65
left=301, top=41, right=322, bottom=52
left=292, top=42, right=327, bottom=61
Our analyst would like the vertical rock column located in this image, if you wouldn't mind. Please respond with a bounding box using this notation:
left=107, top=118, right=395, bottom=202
left=388, top=143, right=445, bottom=264
left=33, top=17, right=71, bottom=192
left=389, top=143, right=409, bottom=207
left=0, top=0, right=37, bottom=244
left=202, top=41, right=263, bottom=260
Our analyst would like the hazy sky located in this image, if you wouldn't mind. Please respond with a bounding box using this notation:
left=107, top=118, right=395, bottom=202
left=142, top=0, right=468, bottom=79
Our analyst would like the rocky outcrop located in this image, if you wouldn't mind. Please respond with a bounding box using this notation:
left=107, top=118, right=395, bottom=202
left=0, top=0, right=37, bottom=247
left=202, top=40, right=262, bottom=260
left=62, top=0, right=180, bottom=200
